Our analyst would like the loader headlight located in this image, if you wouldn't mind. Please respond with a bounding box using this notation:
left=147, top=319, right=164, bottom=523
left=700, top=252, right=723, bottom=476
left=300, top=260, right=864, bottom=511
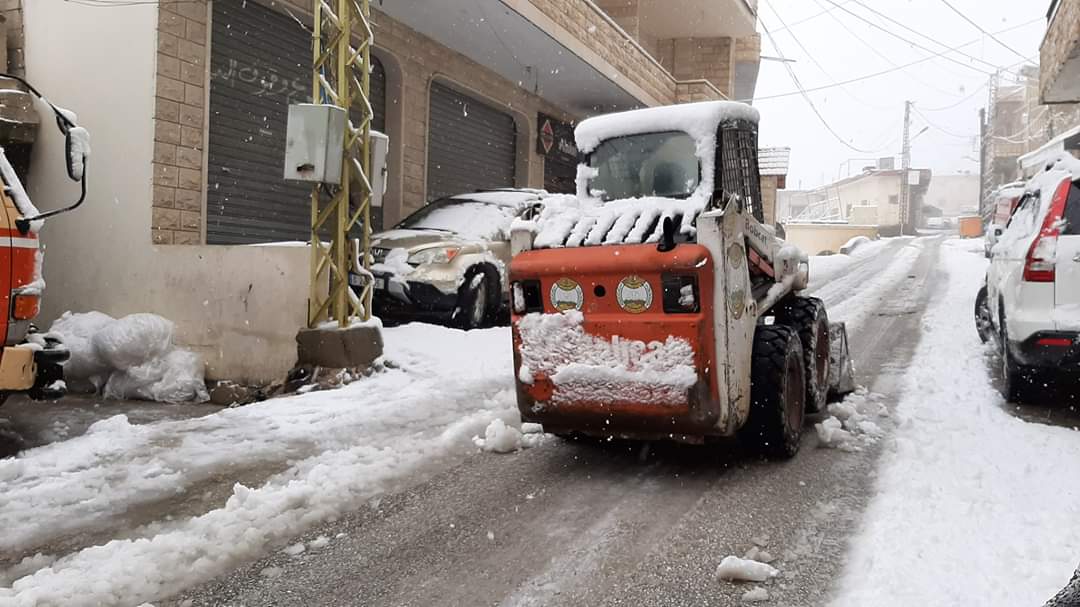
left=511, top=280, right=543, bottom=314
left=662, top=274, right=699, bottom=313
left=408, top=247, right=460, bottom=266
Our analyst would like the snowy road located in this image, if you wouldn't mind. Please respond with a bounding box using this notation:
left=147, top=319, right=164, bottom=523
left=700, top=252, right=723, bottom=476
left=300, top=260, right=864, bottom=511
left=164, top=238, right=948, bottom=607
left=4, top=236, right=1077, bottom=606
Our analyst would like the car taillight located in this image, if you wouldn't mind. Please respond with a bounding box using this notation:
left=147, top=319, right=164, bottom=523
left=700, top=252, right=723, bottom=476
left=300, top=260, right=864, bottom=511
left=662, top=274, right=699, bottom=313
left=512, top=280, right=543, bottom=314
left=1023, top=179, right=1072, bottom=283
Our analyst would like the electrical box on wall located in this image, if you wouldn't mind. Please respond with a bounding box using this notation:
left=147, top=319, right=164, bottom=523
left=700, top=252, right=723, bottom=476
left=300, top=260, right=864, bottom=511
left=284, top=104, right=346, bottom=184
left=370, top=130, right=389, bottom=208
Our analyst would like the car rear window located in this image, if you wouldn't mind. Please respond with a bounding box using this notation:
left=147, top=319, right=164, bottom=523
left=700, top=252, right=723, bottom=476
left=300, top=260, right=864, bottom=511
left=1064, top=180, right=1080, bottom=235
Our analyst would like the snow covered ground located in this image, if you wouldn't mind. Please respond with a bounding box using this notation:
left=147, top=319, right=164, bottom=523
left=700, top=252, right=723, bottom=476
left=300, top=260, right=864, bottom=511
left=831, top=239, right=1080, bottom=606
left=0, top=324, right=521, bottom=606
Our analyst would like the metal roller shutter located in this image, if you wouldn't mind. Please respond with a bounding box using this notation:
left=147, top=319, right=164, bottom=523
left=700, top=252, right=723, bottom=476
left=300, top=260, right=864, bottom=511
left=427, top=82, right=516, bottom=201
left=207, top=0, right=386, bottom=244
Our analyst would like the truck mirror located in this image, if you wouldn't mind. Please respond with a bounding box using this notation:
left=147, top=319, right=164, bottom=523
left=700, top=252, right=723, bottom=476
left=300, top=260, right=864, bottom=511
left=64, top=126, right=90, bottom=182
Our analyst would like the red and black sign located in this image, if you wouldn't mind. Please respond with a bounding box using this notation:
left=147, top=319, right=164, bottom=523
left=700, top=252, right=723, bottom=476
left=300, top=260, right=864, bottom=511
left=536, top=113, right=577, bottom=162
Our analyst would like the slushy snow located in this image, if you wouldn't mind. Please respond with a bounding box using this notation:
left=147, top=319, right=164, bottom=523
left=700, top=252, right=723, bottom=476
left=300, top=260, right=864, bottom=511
left=0, top=323, right=519, bottom=606
left=815, top=388, right=888, bottom=452
left=831, top=239, right=1080, bottom=606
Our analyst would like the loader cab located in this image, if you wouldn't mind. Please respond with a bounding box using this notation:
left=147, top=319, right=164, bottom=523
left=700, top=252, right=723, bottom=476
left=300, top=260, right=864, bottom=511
left=579, top=119, right=765, bottom=234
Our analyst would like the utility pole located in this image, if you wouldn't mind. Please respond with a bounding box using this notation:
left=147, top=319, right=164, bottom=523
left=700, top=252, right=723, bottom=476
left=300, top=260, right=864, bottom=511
left=309, top=0, right=375, bottom=327
left=900, top=100, right=913, bottom=234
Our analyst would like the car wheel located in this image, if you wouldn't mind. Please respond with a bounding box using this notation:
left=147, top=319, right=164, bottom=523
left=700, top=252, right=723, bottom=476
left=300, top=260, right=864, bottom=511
left=974, top=285, right=994, bottom=343
left=739, top=325, right=806, bottom=459
left=999, top=305, right=1035, bottom=403
left=458, top=271, right=490, bottom=330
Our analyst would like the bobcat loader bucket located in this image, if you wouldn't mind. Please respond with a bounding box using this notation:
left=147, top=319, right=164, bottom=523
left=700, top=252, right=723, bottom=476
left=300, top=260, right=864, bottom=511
left=828, top=322, right=857, bottom=398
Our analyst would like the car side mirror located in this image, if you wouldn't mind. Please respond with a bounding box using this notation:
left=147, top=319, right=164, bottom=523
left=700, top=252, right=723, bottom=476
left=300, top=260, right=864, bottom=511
left=994, top=228, right=1004, bottom=237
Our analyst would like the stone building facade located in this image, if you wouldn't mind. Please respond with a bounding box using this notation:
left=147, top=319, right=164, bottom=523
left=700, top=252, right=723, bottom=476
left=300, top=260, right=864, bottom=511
left=22, top=0, right=761, bottom=383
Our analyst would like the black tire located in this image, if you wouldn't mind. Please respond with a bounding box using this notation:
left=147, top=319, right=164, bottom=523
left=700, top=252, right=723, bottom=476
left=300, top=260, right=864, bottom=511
left=974, top=285, right=993, bottom=343
left=775, top=296, right=830, bottom=413
left=739, top=325, right=807, bottom=459
left=457, top=269, right=492, bottom=330
left=999, top=304, right=1035, bottom=403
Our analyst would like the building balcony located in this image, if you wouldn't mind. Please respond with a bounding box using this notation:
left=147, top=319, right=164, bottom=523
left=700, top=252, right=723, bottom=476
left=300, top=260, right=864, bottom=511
left=377, top=0, right=758, bottom=117
left=1041, top=0, right=1080, bottom=103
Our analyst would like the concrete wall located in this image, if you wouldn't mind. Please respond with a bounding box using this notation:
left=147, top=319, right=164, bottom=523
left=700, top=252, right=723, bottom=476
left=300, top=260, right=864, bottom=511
left=25, top=0, right=312, bottom=384
left=784, top=224, right=880, bottom=256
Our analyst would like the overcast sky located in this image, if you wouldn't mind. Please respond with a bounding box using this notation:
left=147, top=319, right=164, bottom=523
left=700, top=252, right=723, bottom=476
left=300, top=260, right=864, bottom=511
left=754, top=0, right=1048, bottom=190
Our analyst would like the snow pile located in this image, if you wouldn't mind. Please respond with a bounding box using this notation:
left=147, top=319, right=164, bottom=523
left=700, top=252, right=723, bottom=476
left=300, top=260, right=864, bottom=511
left=831, top=241, right=1080, bottom=606
left=814, top=388, right=887, bottom=452
left=47, top=312, right=209, bottom=403
left=0, top=324, right=518, bottom=606
left=516, top=310, right=697, bottom=406
left=472, top=418, right=547, bottom=453
left=715, top=556, right=779, bottom=582
left=806, top=238, right=891, bottom=290
left=839, top=235, right=871, bottom=254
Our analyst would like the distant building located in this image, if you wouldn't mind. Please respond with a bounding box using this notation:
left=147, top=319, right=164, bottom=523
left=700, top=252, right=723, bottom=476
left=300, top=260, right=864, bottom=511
left=759, top=147, right=790, bottom=226
left=780, top=168, right=932, bottom=235
left=924, top=173, right=980, bottom=217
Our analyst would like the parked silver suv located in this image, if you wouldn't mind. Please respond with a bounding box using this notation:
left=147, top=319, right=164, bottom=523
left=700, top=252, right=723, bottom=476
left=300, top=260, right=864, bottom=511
left=368, top=189, right=546, bottom=329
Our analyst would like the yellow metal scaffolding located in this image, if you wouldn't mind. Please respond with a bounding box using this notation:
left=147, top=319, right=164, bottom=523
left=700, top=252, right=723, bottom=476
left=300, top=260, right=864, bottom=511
left=309, top=0, right=374, bottom=327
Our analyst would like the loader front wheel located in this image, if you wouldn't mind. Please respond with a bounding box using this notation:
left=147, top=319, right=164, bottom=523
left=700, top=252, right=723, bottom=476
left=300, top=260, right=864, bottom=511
left=739, top=325, right=807, bottom=459
left=775, top=296, right=830, bottom=413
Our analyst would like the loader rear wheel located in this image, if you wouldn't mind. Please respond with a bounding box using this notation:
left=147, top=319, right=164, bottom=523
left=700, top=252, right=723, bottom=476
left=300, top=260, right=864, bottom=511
left=775, top=296, right=830, bottom=413
left=739, top=325, right=806, bottom=459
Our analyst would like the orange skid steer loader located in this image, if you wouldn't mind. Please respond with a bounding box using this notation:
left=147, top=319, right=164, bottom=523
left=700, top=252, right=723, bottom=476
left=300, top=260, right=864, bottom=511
left=0, top=74, right=91, bottom=404
left=509, top=101, right=855, bottom=458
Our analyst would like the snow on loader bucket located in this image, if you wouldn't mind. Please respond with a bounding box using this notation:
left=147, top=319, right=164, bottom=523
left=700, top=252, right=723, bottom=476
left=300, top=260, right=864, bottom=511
left=509, top=101, right=856, bottom=458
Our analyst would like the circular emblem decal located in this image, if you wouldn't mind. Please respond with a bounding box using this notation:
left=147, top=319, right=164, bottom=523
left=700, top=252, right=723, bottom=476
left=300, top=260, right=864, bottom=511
left=550, top=277, right=584, bottom=311
left=616, top=275, right=654, bottom=314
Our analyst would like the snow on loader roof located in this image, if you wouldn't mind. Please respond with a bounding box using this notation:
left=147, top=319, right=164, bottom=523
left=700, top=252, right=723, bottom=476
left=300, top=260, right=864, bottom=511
left=515, top=101, right=761, bottom=249
left=573, top=100, right=760, bottom=154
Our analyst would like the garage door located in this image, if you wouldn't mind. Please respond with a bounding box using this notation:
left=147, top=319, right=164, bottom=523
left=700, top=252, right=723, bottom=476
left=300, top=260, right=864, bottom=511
left=427, top=82, right=516, bottom=201
left=206, top=0, right=386, bottom=244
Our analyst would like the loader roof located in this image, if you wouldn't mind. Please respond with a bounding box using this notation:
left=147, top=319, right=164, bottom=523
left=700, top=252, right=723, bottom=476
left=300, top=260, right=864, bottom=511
left=574, top=100, right=760, bottom=155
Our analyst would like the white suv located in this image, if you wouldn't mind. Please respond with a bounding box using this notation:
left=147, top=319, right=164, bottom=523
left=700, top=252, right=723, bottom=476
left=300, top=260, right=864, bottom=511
left=976, top=157, right=1080, bottom=402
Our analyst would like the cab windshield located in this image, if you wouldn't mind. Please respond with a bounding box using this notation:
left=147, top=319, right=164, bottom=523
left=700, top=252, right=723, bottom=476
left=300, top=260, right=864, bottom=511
left=587, top=131, right=700, bottom=202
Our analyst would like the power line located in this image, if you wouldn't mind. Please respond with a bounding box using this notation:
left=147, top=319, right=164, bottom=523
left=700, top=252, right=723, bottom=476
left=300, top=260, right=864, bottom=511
left=920, top=82, right=988, bottom=111
left=770, top=0, right=857, bottom=33
left=763, top=1, right=893, bottom=112
left=936, top=0, right=1030, bottom=60
left=759, top=17, right=886, bottom=154
left=746, top=17, right=1043, bottom=103
left=808, top=0, right=967, bottom=100
left=820, top=0, right=997, bottom=76
left=912, top=106, right=975, bottom=139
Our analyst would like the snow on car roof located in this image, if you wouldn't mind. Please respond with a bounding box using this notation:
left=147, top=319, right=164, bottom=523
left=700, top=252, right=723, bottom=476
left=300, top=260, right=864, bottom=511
left=451, top=190, right=546, bottom=208
left=574, top=100, right=760, bottom=154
